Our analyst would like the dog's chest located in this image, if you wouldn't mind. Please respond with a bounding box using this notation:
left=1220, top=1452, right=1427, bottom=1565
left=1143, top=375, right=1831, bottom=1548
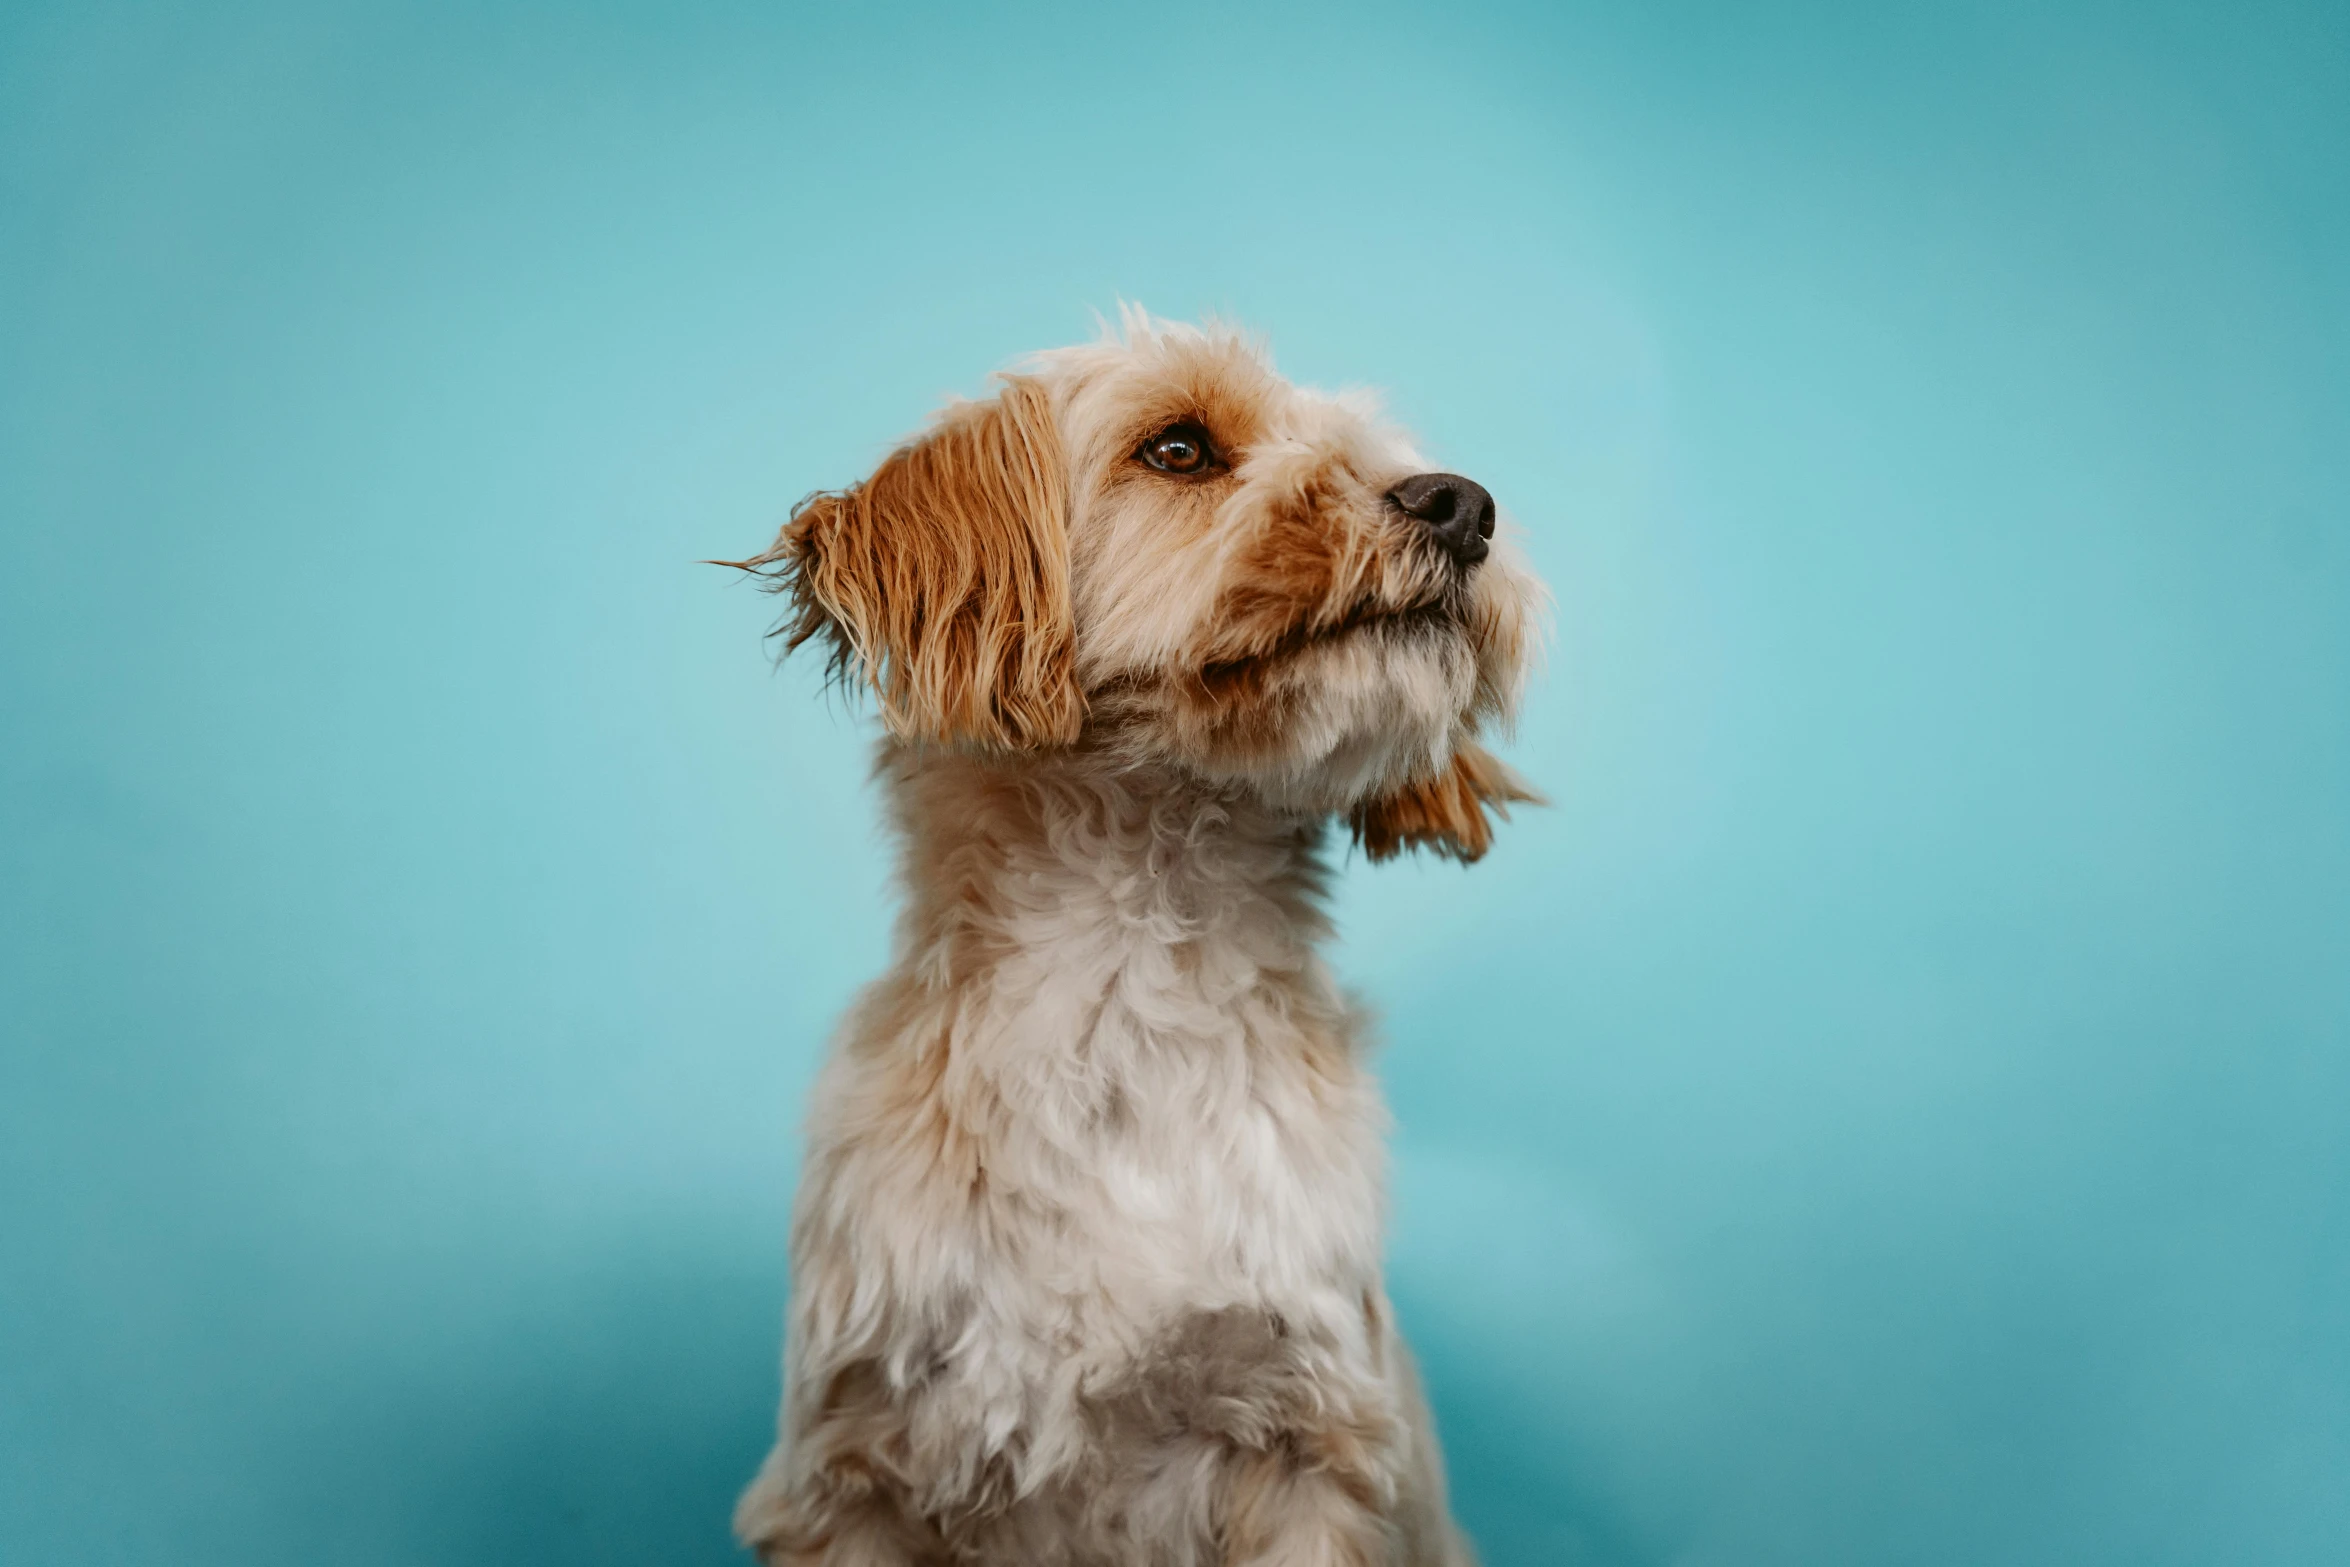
left=1070, top=1034, right=1370, bottom=1299
left=978, top=886, right=1387, bottom=1309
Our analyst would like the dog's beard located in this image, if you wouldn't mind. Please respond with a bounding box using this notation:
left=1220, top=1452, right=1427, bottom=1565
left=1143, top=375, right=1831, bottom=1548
left=1174, top=611, right=1482, bottom=812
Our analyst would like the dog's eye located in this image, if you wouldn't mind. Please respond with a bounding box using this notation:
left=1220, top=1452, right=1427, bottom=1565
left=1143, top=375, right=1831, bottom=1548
left=1137, top=423, right=1218, bottom=476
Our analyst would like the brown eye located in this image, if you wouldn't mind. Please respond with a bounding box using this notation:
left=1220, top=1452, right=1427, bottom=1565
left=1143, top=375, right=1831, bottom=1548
left=1137, top=423, right=1218, bottom=475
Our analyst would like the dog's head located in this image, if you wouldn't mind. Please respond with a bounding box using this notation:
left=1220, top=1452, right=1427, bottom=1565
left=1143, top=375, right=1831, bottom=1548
left=733, top=312, right=1545, bottom=861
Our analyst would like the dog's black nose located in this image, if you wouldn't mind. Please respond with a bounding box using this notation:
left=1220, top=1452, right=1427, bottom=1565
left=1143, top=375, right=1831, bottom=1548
left=1387, top=472, right=1495, bottom=566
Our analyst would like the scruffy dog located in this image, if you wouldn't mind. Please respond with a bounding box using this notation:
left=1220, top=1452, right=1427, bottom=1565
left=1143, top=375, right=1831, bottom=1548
left=727, top=311, right=1543, bottom=1566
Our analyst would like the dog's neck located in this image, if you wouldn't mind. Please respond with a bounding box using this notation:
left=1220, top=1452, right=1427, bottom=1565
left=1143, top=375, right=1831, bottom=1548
left=876, top=742, right=1335, bottom=1001
left=866, top=740, right=1368, bottom=1216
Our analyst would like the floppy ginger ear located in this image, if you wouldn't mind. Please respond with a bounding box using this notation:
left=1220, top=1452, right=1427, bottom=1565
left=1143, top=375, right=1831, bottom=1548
left=729, top=376, right=1080, bottom=749
left=1350, top=740, right=1543, bottom=864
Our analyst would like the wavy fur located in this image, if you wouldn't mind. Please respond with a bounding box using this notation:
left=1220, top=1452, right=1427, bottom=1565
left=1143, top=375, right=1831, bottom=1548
left=730, top=314, right=1547, bottom=1566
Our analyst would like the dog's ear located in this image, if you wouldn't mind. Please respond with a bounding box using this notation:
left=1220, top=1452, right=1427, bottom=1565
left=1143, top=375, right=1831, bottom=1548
left=732, top=376, right=1081, bottom=750
left=1350, top=740, right=1542, bottom=864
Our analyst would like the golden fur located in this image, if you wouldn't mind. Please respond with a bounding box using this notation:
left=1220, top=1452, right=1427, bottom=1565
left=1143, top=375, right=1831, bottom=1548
left=726, top=376, right=1081, bottom=750
left=729, top=312, right=1545, bottom=1565
left=1349, top=741, right=1542, bottom=865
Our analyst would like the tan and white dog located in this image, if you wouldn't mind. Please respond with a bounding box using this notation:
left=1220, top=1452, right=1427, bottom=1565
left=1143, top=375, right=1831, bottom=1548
left=728, top=312, right=1544, bottom=1566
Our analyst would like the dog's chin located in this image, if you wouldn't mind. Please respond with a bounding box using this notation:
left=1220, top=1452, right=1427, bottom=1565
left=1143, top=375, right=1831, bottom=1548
left=1176, top=614, right=1481, bottom=814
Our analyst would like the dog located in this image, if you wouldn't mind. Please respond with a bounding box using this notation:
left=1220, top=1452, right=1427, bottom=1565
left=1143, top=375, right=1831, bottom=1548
left=726, top=310, right=1543, bottom=1566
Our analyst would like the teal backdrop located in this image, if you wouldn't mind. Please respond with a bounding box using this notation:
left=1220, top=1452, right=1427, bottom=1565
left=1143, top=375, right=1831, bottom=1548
left=4, top=3, right=2346, bottom=1563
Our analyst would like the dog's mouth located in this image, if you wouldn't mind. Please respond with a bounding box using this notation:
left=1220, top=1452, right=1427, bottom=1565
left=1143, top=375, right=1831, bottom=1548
left=1194, top=597, right=1459, bottom=696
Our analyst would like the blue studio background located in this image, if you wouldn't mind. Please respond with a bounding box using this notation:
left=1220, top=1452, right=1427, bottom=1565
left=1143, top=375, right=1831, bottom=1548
left=4, top=2, right=2347, bottom=1563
